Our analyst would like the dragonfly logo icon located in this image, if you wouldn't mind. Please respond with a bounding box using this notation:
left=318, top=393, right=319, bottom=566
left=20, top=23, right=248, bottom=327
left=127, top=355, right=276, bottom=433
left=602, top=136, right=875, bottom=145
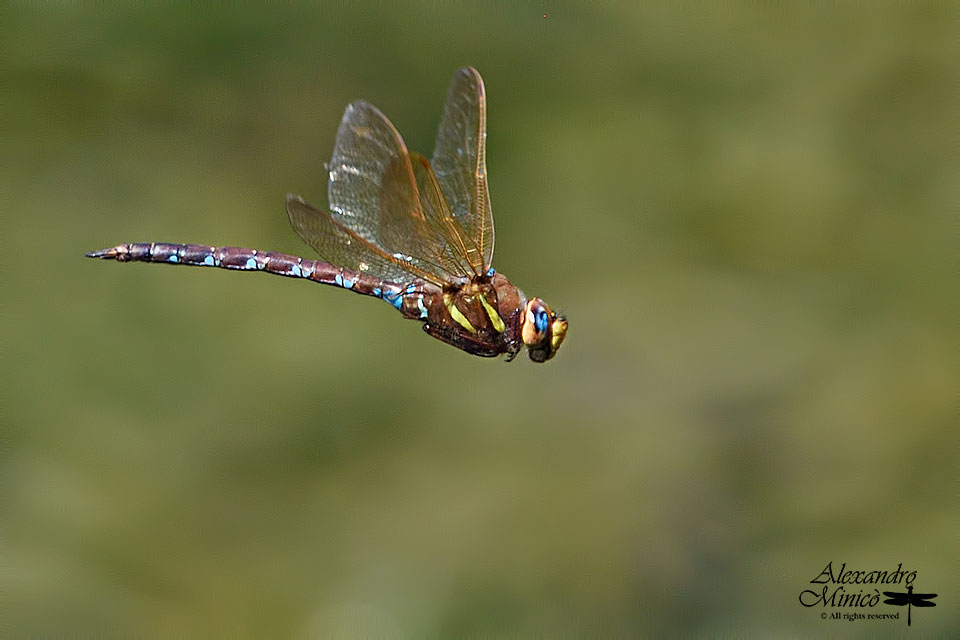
left=883, top=585, right=938, bottom=627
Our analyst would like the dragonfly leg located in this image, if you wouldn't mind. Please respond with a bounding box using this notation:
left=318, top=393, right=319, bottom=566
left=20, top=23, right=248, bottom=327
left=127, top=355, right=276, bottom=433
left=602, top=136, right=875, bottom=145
left=422, top=322, right=502, bottom=358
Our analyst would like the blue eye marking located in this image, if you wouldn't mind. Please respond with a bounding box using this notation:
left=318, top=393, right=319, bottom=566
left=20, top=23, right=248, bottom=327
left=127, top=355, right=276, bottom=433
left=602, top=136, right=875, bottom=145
left=535, top=309, right=549, bottom=333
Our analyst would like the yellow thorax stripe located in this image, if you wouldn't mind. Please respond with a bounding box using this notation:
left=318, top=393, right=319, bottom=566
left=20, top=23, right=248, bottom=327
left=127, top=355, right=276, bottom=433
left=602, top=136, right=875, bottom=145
left=479, top=294, right=506, bottom=333
left=445, top=294, right=476, bottom=333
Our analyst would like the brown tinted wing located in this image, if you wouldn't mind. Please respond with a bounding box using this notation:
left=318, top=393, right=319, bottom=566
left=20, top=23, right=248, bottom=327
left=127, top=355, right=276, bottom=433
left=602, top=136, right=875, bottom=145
left=408, top=152, right=484, bottom=279
left=285, top=194, right=441, bottom=286
left=430, top=67, right=495, bottom=272
left=375, top=150, right=478, bottom=281
left=325, top=101, right=469, bottom=284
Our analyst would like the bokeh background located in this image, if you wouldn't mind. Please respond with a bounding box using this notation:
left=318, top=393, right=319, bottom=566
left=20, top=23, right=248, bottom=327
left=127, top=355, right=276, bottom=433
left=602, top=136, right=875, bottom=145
left=4, top=3, right=956, bottom=637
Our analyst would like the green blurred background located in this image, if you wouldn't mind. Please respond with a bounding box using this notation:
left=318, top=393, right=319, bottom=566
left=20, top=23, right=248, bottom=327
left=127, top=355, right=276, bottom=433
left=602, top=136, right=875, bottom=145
left=4, top=3, right=956, bottom=637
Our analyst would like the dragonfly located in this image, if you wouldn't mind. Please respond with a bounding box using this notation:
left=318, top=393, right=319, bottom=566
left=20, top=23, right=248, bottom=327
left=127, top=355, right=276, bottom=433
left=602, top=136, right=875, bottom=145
left=882, top=585, right=937, bottom=627
left=87, top=68, right=566, bottom=362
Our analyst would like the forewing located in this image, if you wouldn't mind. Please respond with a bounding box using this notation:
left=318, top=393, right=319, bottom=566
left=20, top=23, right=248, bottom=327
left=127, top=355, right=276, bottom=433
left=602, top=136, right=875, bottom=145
left=430, top=67, right=495, bottom=272
left=409, top=152, right=483, bottom=279
left=325, top=101, right=464, bottom=283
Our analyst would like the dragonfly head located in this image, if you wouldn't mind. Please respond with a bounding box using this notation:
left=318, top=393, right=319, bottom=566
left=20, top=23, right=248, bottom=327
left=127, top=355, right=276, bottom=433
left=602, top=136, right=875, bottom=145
left=521, top=298, right=567, bottom=362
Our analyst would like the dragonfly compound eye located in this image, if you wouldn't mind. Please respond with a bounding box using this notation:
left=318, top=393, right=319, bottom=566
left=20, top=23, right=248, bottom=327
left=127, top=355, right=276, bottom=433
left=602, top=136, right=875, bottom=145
left=521, top=298, right=566, bottom=361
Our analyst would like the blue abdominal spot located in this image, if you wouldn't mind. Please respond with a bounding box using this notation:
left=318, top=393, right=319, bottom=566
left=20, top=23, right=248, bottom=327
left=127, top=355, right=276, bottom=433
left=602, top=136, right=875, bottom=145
left=382, top=290, right=403, bottom=310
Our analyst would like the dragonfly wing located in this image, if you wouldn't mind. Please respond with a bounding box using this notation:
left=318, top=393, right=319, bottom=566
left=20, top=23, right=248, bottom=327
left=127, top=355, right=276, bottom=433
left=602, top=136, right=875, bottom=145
left=285, top=194, right=442, bottom=286
left=325, top=101, right=464, bottom=284
left=430, top=67, right=494, bottom=273
left=408, top=151, right=484, bottom=279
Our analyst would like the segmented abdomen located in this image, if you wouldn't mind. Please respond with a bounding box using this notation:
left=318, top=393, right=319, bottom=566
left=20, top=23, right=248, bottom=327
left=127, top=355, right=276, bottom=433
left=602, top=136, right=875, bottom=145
left=86, top=242, right=432, bottom=318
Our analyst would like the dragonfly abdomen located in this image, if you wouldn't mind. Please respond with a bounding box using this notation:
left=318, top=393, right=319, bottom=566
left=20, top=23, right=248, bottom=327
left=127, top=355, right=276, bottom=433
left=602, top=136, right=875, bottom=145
left=85, top=242, right=413, bottom=305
